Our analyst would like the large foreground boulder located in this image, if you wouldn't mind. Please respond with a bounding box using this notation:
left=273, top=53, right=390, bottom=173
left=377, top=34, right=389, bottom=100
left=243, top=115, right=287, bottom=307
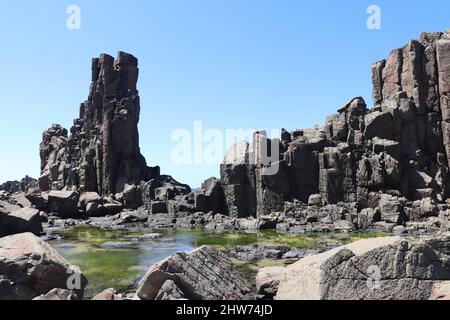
left=274, top=236, right=450, bottom=300
left=136, top=246, right=251, bottom=300
left=0, top=233, right=87, bottom=300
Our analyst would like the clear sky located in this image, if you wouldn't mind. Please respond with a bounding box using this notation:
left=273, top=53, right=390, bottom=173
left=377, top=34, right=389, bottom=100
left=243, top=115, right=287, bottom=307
left=1, top=0, right=449, bottom=188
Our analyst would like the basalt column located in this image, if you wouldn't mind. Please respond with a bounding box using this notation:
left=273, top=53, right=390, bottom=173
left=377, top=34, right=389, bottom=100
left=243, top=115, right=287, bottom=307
left=39, top=52, right=160, bottom=195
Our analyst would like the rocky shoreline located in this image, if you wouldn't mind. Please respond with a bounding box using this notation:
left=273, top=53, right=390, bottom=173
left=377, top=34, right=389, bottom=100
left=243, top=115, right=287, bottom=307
left=2, top=30, right=450, bottom=300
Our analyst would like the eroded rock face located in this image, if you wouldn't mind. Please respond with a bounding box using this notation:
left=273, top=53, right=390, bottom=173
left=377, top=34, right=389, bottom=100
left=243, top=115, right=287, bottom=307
left=0, top=233, right=87, bottom=300
left=274, top=235, right=450, bottom=300
left=39, top=52, right=160, bottom=196
left=213, top=30, right=450, bottom=224
left=136, top=246, right=251, bottom=300
left=35, top=52, right=192, bottom=217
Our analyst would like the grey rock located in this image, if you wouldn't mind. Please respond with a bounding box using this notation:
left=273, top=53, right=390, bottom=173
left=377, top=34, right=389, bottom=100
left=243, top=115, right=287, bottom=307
left=275, top=236, right=450, bottom=300
left=136, top=246, right=251, bottom=300
left=91, top=288, right=123, bottom=300
left=78, top=192, right=101, bottom=211
left=0, top=207, right=42, bottom=237
left=155, top=280, right=186, bottom=300
left=33, top=288, right=79, bottom=300
left=0, top=233, right=88, bottom=300
left=47, top=190, right=80, bottom=217
left=255, top=266, right=285, bottom=299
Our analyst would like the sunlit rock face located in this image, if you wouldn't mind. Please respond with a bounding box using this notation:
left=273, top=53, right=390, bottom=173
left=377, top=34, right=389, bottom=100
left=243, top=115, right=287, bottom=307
left=39, top=52, right=160, bottom=196
left=217, top=30, right=450, bottom=218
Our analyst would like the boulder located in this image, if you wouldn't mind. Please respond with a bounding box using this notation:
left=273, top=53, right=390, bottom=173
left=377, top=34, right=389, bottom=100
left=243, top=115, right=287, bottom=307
left=0, top=233, right=88, bottom=300
left=33, top=288, right=79, bottom=300
left=91, top=288, right=122, bottom=301
left=276, top=236, right=450, bottom=300
left=0, top=207, right=42, bottom=237
left=378, top=194, right=406, bottom=225
left=0, top=200, right=20, bottom=215
left=10, top=193, right=32, bottom=208
left=357, top=208, right=381, bottom=230
left=136, top=246, right=251, bottom=300
left=255, top=266, right=285, bottom=299
left=308, top=194, right=322, bottom=207
left=25, top=190, right=48, bottom=211
left=372, top=138, right=401, bottom=160
left=103, top=201, right=124, bottom=216
left=47, top=190, right=80, bottom=217
left=117, top=210, right=149, bottom=224
left=85, top=202, right=107, bottom=217
left=78, top=192, right=101, bottom=211
left=119, top=185, right=143, bottom=210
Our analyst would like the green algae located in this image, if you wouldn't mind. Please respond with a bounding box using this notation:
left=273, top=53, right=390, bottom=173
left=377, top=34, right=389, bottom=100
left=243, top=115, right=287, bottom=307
left=50, top=225, right=390, bottom=298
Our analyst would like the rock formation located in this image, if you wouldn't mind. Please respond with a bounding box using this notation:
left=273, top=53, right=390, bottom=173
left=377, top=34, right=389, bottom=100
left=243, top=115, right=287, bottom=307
left=39, top=52, right=162, bottom=196
left=0, top=232, right=88, bottom=300
left=37, top=52, right=190, bottom=215
left=5, top=31, right=450, bottom=231
left=136, top=246, right=251, bottom=300
left=0, top=207, right=42, bottom=237
left=270, top=234, right=450, bottom=300
left=192, top=30, right=450, bottom=229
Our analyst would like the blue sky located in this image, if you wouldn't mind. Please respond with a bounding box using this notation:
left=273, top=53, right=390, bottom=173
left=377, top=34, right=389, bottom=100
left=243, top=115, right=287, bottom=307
left=0, top=0, right=449, bottom=187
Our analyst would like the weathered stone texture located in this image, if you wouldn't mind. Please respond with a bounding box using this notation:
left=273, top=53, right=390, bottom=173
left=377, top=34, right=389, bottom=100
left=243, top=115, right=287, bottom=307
left=39, top=52, right=160, bottom=196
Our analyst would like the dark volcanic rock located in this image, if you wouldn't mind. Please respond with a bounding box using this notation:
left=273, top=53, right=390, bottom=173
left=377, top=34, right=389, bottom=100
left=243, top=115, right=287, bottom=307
left=11, top=31, right=450, bottom=234
left=203, top=30, right=450, bottom=231
left=38, top=52, right=169, bottom=197
left=36, top=52, right=190, bottom=218
left=0, top=207, right=42, bottom=237
left=0, top=176, right=38, bottom=194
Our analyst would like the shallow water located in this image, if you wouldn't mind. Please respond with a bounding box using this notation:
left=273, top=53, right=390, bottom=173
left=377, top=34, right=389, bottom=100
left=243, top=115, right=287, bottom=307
left=49, top=226, right=387, bottom=298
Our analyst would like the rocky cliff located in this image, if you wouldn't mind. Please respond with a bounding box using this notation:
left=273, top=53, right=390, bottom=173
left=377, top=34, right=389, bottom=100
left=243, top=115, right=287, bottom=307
left=39, top=52, right=160, bottom=195
left=196, top=30, right=450, bottom=227
left=11, top=31, right=450, bottom=231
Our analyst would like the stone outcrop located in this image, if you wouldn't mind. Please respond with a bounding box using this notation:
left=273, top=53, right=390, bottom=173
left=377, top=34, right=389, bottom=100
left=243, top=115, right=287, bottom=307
left=36, top=52, right=190, bottom=216
left=39, top=52, right=159, bottom=195
left=0, top=207, right=42, bottom=237
left=136, top=246, right=251, bottom=300
left=0, top=233, right=88, bottom=300
left=197, top=30, right=450, bottom=230
left=6, top=31, right=450, bottom=231
left=272, top=235, right=450, bottom=300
